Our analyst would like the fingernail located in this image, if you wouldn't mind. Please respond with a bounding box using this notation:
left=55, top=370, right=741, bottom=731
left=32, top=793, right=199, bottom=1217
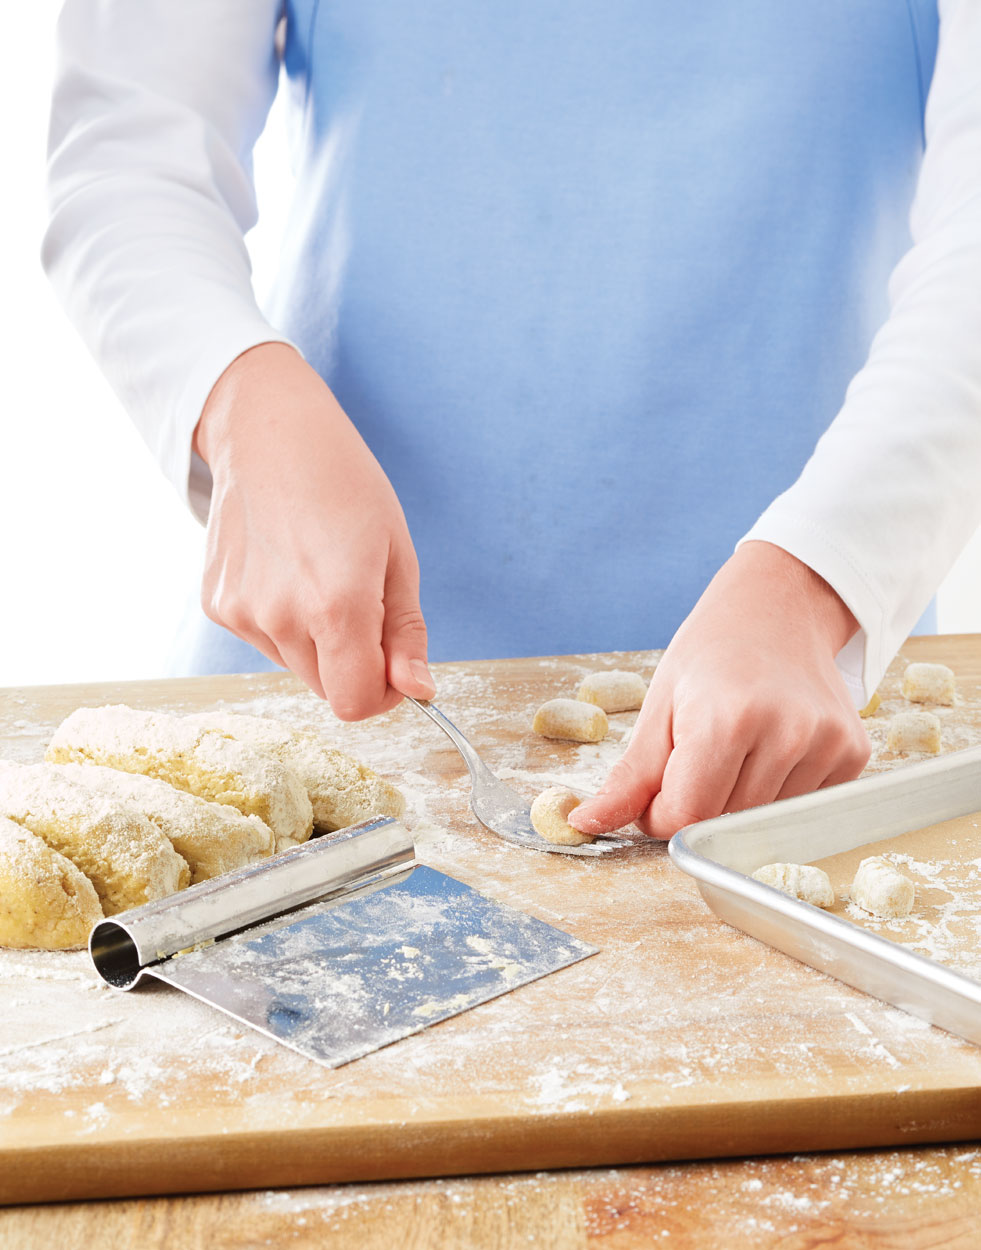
left=409, top=659, right=436, bottom=696
left=568, top=804, right=598, bottom=832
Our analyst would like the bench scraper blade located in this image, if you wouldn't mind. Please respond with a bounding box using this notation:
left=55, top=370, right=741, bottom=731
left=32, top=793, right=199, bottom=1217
left=90, top=818, right=597, bottom=1068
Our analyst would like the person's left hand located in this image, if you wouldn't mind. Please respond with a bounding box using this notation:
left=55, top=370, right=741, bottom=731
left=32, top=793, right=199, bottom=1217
left=568, top=541, right=872, bottom=840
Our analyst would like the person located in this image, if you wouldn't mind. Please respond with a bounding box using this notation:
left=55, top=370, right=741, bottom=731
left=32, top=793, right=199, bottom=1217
left=43, top=2, right=981, bottom=841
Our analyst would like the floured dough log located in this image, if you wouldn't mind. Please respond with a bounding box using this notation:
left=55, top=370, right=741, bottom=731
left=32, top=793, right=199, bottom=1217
left=0, top=761, right=189, bottom=916
left=859, top=691, right=881, bottom=719
left=886, top=710, right=941, bottom=755
left=576, top=670, right=647, bottom=713
left=532, top=698, right=608, bottom=743
left=530, top=786, right=594, bottom=846
left=0, top=815, right=104, bottom=950
left=53, top=762, right=275, bottom=884
left=186, top=712, right=405, bottom=832
left=850, top=856, right=915, bottom=918
left=901, top=662, right=955, bottom=706
left=46, top=705, right=313, bottom=850
left=751, top=863, right=834, bottom=909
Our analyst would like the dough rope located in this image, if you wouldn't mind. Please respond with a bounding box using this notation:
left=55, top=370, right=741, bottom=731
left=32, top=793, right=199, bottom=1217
left=54, top=762, right=275, bottom=884
left=45, top=705, right=313, bottom=850
left=185, top=712, right=405, bottom=831
left=0, top=760, right=189, bottom=916
left=2, top=705, right=410, bottom=950
left=0, top=815, right=104, bottom=950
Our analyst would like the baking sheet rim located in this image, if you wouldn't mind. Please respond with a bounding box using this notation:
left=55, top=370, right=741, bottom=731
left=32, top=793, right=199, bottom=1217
left=668, top=746, right=981, bottom=1043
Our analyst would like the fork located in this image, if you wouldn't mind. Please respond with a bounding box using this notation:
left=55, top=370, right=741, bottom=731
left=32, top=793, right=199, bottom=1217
left=406, top=697, right=631, bottom=857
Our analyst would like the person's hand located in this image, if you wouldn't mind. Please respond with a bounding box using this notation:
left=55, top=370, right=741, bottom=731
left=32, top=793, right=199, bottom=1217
left=193, top=342, right=435, bottom=719
left=568, top=541, right=871, bottom=840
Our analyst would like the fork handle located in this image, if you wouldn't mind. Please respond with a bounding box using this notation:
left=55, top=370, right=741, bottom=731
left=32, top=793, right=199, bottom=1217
left=405, top=697, right=498, bottom=789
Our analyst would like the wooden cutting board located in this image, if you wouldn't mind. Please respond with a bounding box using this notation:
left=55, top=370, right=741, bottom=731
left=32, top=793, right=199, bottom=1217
left=2, top=638, right=981, bottom=1205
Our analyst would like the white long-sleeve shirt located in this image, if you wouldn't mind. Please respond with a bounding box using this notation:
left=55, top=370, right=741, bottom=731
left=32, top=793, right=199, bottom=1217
left=740, top=0, right=981, bottom=698
left=43, top=1, right=981, bottom=698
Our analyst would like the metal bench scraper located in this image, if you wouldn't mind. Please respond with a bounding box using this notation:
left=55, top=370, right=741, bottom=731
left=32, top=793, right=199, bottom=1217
left=89, top=817, right=597, bottom=1068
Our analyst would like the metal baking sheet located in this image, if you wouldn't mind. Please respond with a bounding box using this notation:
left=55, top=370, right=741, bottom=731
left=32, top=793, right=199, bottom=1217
left=668, top=745, right=981, bottom=1046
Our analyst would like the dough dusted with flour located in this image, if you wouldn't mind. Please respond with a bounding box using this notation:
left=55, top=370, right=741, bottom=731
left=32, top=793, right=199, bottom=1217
left=53, top=762, right=275, bottom=884
left=533, top=698, right=608, bottom=743
left=0, top=815, right=104, bottom=950
left=886, top=710, right=941, bottom=755
left=901, top=662, right=956, bottom=706
left=0, top=760, right=189, bottom=916
left=185, top=711, right=405, bottom=832
left=751, top=863, right=834, bottom=909
left=529, top=786, right=594, bottom=846
left=46, top=705, right=313, bottom=850
left=576, top=670, right=647, bottom=714
left=1, top=703, right=412, bottom=952
left=850, top=856, right=915, bottom=918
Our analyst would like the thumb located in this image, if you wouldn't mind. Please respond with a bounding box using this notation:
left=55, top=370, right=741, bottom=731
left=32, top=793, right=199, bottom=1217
left=568, top=725, right=672, bottom=836
left=382, top=556, right=436, bottom=700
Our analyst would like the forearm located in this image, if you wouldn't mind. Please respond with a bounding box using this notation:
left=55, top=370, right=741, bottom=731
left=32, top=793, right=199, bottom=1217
left=741, top=0, right=981, bottom=701
left=718, top=542, right=859, bottom=657
left=193, top=340, right=436, bottom=717
left=43, top=0, right=290, bottom=519
left=193, top=344, right=378, bottom=518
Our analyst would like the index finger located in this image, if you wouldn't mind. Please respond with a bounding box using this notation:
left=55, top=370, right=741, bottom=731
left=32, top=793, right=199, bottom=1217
left=638, top=726, right=747, bottom=839
left=312, top=592, right=399, bottom=721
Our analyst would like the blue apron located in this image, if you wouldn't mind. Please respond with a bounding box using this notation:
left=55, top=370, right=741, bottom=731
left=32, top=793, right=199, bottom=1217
left=173, top=1, right=939, bottom=675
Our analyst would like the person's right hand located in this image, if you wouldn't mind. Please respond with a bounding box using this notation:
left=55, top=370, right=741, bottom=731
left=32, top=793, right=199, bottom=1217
left=193, top=342, right=436, bottom=719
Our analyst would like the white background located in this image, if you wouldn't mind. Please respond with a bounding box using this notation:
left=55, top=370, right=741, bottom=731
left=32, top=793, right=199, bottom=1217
left=4, top=3, right=980, bottom=689
left=2, top=2, right=293, bottom=689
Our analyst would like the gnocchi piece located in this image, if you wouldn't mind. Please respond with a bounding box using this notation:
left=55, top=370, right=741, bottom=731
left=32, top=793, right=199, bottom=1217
left=858, top=691, right=881, bottom=719
left=529, top=786, right=594, bottom=846
left=576, top=670, right=648, bottom=713
left=751, top=862, right=834, bottom=909
left=901, top=662, right=955, bottom=706
left=886, top=710, right=941, bottom=755
left=532, top=698, right=608, bottom=743
left=850, top=856, right=915, bottom=919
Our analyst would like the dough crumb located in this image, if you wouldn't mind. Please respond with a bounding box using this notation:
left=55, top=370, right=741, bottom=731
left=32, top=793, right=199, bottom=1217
left=850, top=856, right=915, bottom=918
left=886, top=710, right=941, bottom=755
left=576, top=670, right=648, bottom=714
left=751, top=862, right=834, bottom=909
left=532, top=698, right=608, bottom=743
left=901, top=662, right=955, bottom=706
left=858, top=691, right=881, bottom=719
left=530, top=787, right=594, bottom=846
